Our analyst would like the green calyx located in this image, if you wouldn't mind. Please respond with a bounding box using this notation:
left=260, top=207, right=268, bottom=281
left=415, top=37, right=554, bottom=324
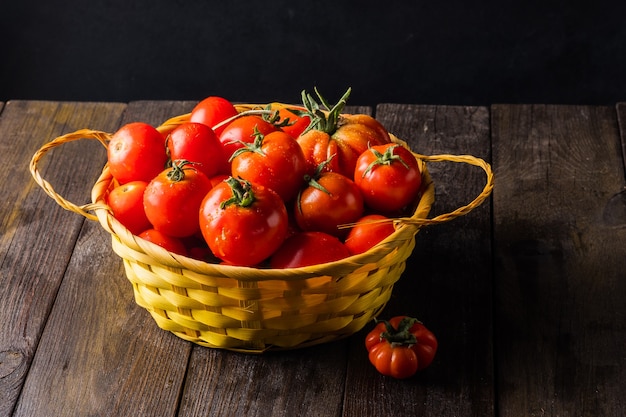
left=228, top=126, right=267, bottom=162
left=305, top=154, right=337, bottom=194
left=262, top=104, right=297, bottom=128
left=299, top=87, right=351, bottom=135
left=377, top=317, right=420, bottom=347
left=166, top=160, right=193, bottom=182
left=362, top=144, right=410, bottom=177
left=220, top=177, right=256, bottom=209
left=296, top=156, right=334, bottom=214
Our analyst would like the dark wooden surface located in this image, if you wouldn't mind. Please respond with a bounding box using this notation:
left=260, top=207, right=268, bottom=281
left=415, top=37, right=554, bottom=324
left=1, top=100, right=624, bottom=417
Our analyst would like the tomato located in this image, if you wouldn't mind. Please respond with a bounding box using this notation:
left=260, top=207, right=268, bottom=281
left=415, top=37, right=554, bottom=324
left=365, top=316, right=438, bottom=379
left=106, top=180, right=151, bottom=235
left=143, top=161, right=213, bottom=238
left=167, top=122, right=229, bottom=178
left=138, top=229, right=188, bottom=256
left=294, top=164, right=364, bottom=238
left=199, top=177, right=288, bottom=266
left=230, top=130, right=307, bottom=202
left=208, top=174, right=229, bottom=188
left=218, top=115, right=278, bottom=161
left=354, top=143, right=422, bottom=213
left=107, top=122, right=168, bottom=184
left=270, top=231, right=350, bottom=268
left=187, top=245, right=216, bottom=263
left=189, top=96, right=239, bottom=136
left=296, top=88, right=391, bottom=177
left=271, top=106, right=311, bottom=138
left=344, top=214, right=396, bottom=255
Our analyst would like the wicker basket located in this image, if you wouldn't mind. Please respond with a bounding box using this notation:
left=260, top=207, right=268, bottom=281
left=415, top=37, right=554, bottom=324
left=30, top=104, right=494, bottom=353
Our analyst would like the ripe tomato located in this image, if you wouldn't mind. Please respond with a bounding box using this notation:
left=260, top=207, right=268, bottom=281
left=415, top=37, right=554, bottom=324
left=199, top=177, right=288, bottom=266
left=167, top=122, right=229, bottom=178
left=143, top=161, right=213, bottom=238
left=295, top=167, right=364, bottom=238
left=107, top=122, right=168, bottom=184
left=138, top=228, right=188, bottom=256
left=208, top=174, right=229, bottom=188
left=296, top=88, right=391, bottom=177
left=365, top=316, right=438, bottom=379
left=218, top=115, right=278, bottom=161
left=230, top=130, right=307, bottom=202
left=272, top=106, right=311, bottom=138
left=270, top=231, right=350, bottom=269
left=354, top=143, right=422, bottom=213
left=106, top=180, right=151, bottom=235
left=189, top=96, right=239, bottom=136
left=344, top=214, right=396, bottom=255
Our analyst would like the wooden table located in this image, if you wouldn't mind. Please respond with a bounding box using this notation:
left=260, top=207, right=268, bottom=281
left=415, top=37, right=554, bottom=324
left=1, top=100, right=625, bottom=417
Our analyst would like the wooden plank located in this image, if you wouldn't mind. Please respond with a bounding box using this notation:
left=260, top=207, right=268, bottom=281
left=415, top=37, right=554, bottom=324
left=11, top=101, right=197, bottom=417
left=616, top=103, right=626, bottom=172
left=343, top=104, right=494, bottom=416
left=177, top=105, right=371, bottom=417
left=0, top=100, right=126, bottom=417
left=491, top=104, right=626, bottom=417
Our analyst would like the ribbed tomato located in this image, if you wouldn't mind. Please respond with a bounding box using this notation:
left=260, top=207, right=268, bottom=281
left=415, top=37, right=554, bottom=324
left=296, top=88, right=391, bottom=177
left=365, top=316, right=438, bottom=379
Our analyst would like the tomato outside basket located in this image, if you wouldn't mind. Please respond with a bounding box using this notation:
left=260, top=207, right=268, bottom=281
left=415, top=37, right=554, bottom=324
left=30, top=103, right=494, bottom=353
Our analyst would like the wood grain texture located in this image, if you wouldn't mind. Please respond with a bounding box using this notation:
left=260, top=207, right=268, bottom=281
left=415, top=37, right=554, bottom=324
left=616, top=103, right=626, bottom=175
left=4, top=100, right=625, bottom=417
left=11, top=101, right=197, bottom=417
left=491, top=104, right=626, bottom=417
left=0, top=101, right=126, bottom=417
left=343, top=104, right=494, bottom=417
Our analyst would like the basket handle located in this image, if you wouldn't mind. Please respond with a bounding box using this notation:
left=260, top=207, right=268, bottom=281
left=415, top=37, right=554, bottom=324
left=29, top=129, right=112, bottom=221
left=30, top=129, right=494, bottom=226
left=399, top=153, right=494, bottom=227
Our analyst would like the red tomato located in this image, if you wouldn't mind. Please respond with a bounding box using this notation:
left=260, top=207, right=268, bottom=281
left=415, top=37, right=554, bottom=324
left=354, top=143, right=422, bottom=213
left=198, top=177, right=288, bottom=266
left=270, top=232, right=350, bottom=269
left=208, top=174, right=229, bottom=188
left=167, top=122, right=229, bottom=178
left=138, top=229, right=188, bottom=256
left=344, top=214, right=396, bottom=255
left=230, top=130, right=307, bottom=202
left=294, top=168, right=364, bottom=238
left=143, top=161, right=213, bottom=237
left=365, top=316, right=438, bottom=379
left=189, top=96, right=239, bottom=136
left=187, top=245, right=216, bottom=263
left=107, top=122, right=168, bottom=184
left=218, top=115, right=278, bottom=161
left=273, top=106, right=311, bottom=138
left=106, top=180, right=151, bottom=235
left=296, top=88, right=391, bottom=177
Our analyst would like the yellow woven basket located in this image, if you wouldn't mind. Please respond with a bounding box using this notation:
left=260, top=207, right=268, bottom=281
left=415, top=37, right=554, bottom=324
left=30, top=104, right=494, bottom=353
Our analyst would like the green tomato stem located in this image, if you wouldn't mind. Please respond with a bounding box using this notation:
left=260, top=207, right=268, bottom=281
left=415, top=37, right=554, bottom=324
left=377, top=317, right=419, bottom=346
left=300, top=87, right=351, bottom=135
left=220, top=177, right=256, bottom=209
left=362, top=144, right=410, bottom=177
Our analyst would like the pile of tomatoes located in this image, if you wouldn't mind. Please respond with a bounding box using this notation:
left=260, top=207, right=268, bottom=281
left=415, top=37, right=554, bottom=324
left=105, top=88, right=423, bottom=268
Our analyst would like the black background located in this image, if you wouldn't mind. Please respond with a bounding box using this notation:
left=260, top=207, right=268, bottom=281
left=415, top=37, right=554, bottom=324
left=2, top=1, right=625, bottom=106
